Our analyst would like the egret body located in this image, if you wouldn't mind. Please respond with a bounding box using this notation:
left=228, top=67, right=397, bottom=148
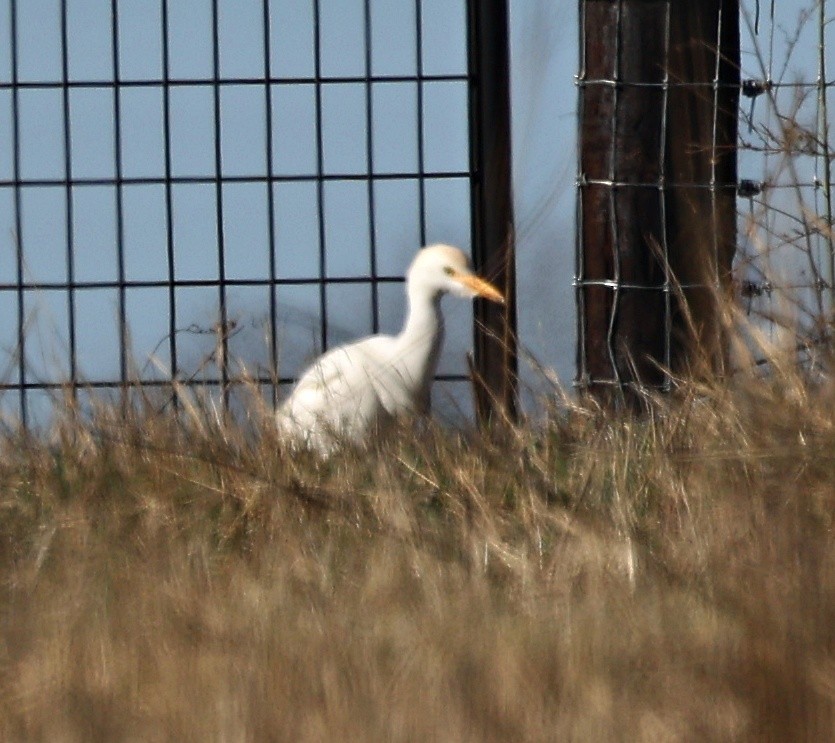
left=277, top=244, right=504, bottom=451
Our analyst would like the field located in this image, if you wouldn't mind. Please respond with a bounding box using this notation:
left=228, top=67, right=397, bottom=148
left=1, top=0, right=834, bottom=738
left=0, top=345, right=833, bottom=741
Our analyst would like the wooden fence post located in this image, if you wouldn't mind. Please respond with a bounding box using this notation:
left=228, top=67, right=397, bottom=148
left=577, top=0, right=739, bottom=401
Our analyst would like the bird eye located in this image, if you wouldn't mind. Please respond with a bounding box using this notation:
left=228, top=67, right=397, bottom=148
left=443, top=266, right=455, bottom=276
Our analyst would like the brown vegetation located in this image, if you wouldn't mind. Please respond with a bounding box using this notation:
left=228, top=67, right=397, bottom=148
left=0, top=349, right=833, bottom=741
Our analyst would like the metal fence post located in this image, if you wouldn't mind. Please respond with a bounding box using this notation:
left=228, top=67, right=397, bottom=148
left=468, top=0, right=518, bottom=421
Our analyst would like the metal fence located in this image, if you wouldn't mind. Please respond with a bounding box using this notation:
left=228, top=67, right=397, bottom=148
left=735, top=0, right=835, bottom=354
left=0, top=0, right=515, bottom=427
left=575, top=0, right=834, bottom=398
left=576, top=1, right=740, bottom=397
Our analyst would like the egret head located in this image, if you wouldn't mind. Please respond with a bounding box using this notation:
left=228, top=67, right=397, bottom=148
left=407, top=244, right=505, bottom=304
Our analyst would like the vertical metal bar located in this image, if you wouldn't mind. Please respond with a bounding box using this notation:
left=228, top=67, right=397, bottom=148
left=709, top=2, right=723, bottom=282
left=606, top=0, right=624, bottom=393
left=659, top=2, right=672, bottom=388
left=818, top=0, right=834, bottom=311
left=414, top=0, right=427, bottom=246
left=262, top=0, right=279, bottom=407
left=210, top=0, right=230, bottom=406
left=363, top=0, right=379, bottom=334
left=574, top=0, right=589, bottom=391
left=764, top=0, right=776, bottom=336
left=312, top=0, right=328, bottom=351
left=467, top=0, right=517, bottom=420
left=705, top=0, right=743, bottom=364
left=160, top=0, right=179, bottom=406
left=9, top=0, right=26, bottom=424
left=111, top=0, right=128, bottom=401
left=59, top=0, right=78, bottom=402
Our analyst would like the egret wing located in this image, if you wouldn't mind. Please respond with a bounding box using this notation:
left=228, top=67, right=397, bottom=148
left=279, top=337, right=393, bottom=447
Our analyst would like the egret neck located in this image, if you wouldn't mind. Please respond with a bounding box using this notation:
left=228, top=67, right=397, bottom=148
left=392, top=281, right=445, bottom=412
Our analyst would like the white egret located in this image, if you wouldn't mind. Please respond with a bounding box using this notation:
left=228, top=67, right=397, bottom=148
left=277, top=244, right=504, bottom=452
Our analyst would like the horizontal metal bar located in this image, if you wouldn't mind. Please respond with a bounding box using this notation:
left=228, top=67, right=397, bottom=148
left=577, top=79, right=735, bottom=89
left=572, top=377, right=669, bottom=390
left=0, top=171, right=473, bottom=188
left=740, top=79, right=835, bottom=90
left=576, top=78, right=835, bottom=89
left=575, top=279, right=826, bottom=293
left=577, top=177, right=737, bottom=190
left=573, top=279, right=715, bottom=290
left=0, top=373, right=472, bottom=392
left=0, top=276, right=407, bottom=292
left=578, top=178, right=829, bottom=193
left=0, top=73, right=469, bottom=90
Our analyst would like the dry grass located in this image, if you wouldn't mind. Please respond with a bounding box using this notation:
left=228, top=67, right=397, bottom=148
left=0, top=352, right=833, bottom=742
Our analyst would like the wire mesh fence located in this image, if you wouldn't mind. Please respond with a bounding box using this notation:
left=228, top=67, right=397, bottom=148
left=0, top=0, right=514, bottom=427
left=575, top=0, right=834, bottom=397
left=575, top=1, right=739, bottom=397
left=736, top=0, right=835, bottom=357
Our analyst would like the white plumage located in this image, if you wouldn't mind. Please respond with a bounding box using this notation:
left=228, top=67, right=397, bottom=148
left=277, top=244, right=504, bottom=452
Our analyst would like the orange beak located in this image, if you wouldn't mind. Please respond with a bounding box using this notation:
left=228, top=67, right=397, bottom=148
left=455, top=273, right=505, bottom=305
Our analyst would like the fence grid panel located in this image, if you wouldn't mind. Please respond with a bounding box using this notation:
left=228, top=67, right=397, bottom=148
left=0, top=0, right=516, bottom=427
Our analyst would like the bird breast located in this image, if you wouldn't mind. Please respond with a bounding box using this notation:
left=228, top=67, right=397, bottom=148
left=278, top=328, right=440, bottom=447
